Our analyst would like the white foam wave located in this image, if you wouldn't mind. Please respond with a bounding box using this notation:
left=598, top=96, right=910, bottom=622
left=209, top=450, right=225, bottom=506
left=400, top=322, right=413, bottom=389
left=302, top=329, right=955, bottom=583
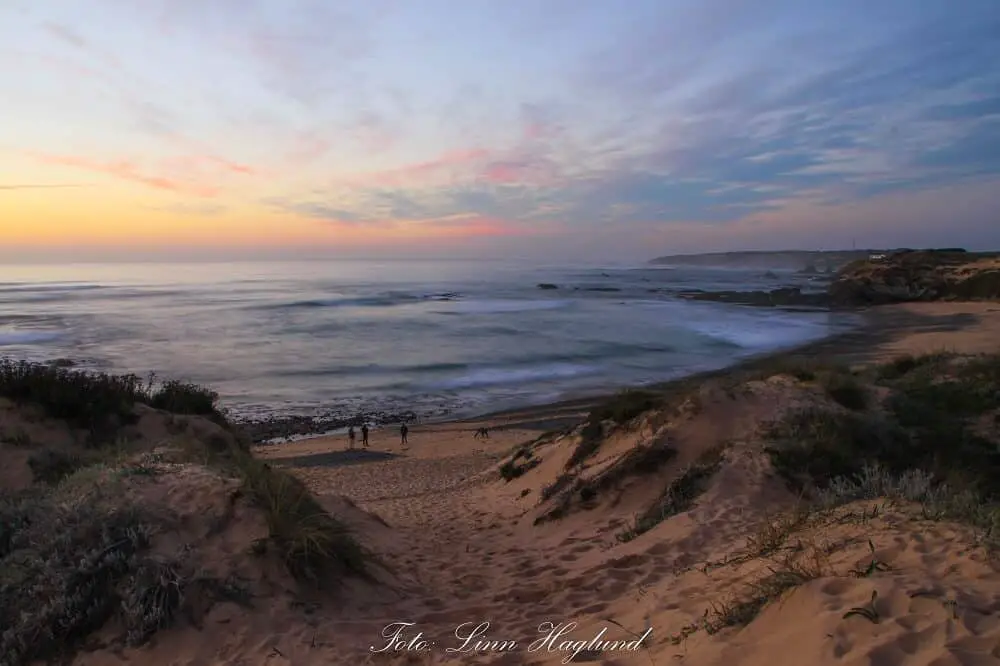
left=685, top=311, right=831, bottom=349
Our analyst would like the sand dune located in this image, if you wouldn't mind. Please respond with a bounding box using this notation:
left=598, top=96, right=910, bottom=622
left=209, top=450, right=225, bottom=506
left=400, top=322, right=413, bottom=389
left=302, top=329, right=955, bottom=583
left=2, top=301, right=999, bottom=665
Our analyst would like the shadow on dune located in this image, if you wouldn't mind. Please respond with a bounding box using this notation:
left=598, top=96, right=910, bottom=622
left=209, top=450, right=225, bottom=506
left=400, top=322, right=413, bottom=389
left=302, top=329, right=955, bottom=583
left=272, top=449, right=403, bottom=469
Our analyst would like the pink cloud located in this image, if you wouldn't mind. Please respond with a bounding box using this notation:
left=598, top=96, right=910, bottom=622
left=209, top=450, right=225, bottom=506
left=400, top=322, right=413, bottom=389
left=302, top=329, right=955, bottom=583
left=159, top=154, right=256, bottom=177
left=29, top=153, right=220, bottom=197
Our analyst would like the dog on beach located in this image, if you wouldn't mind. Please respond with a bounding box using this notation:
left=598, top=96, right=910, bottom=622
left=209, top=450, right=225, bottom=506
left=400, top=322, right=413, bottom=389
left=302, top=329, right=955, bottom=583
left=473, top=427, right=490, bottom=439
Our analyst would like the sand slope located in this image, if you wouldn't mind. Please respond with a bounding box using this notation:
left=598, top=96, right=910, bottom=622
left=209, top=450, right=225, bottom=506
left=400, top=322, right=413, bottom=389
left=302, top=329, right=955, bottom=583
left=249, top=355, right=1000, bottom=663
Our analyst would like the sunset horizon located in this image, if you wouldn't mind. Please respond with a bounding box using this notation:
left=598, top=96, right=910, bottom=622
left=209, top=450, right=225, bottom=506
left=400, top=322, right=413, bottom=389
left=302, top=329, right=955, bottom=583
left=2, top=0, right=999, bottom=263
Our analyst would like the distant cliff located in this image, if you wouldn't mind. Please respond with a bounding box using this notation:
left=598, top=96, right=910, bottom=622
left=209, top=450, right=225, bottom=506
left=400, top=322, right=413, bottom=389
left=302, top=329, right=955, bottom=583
left=829, top=249, right=1000, bottom=305
left=648, top=250, right=881, bottom=272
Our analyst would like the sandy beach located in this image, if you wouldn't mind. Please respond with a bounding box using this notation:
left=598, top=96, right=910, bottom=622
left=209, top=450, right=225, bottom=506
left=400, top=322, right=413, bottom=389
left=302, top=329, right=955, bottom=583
left=241, top=301, right=1000, bottom=665
left=4, top=300, right=998, bottom=666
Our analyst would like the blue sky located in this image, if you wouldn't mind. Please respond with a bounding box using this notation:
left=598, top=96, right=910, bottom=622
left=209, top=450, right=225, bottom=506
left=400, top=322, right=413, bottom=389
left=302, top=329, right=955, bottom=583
left=1, top=0, right=999, bottom=261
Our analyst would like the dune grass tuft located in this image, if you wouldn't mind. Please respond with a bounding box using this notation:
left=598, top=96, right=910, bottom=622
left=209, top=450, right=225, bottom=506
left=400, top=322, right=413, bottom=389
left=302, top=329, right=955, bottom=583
left=236, top=457, right=374, bottom=583
left=565, top=389, right=664, bottom=470
left=617, top=445, right=725, bottom=542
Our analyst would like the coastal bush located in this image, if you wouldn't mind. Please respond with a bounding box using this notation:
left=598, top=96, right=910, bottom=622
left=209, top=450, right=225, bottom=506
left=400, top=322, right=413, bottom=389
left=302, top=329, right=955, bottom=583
left=738, top=355, right=849, bottom=385
left=589, top=389, right=662, bottom=426
left=148, top=379, right=219, bottom=416
left=26, top=447, right=86, bottom=485
left=875, top=352, right=952, bottom=381
left=814, top=464, right=1000, bottom=548
left=880, top=354, right=1000, bottom=497
left=236, top=456, right=374, bottom=584
left=0, top=427, right=33, bottom=447
left=0, top=479, right=257, bottom=666
left=0, top=359, right=229, bottom=437
left=821, top=373, right=869, bottom=411
left=764, top=408, right=914, bottom=493
left=0, top=487, right=162, bottom=665
left=617, top=445, right=725, bottom=542
left=0, top=359, right=144, bottom=432
left=768, top=351, right=1000, bottom=501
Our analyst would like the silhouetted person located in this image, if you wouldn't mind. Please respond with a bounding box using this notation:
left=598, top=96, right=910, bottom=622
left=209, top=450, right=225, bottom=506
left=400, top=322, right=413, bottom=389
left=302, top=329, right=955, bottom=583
left=347, top=425, right=356, bottom=450
left=400, top=423, right=408, bottom=447
left=361, top=423, right=369, bottom=448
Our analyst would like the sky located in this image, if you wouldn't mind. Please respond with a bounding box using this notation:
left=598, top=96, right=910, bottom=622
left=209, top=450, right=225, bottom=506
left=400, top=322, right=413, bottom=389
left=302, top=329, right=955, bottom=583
left=1, top=0, right=999, bottom=263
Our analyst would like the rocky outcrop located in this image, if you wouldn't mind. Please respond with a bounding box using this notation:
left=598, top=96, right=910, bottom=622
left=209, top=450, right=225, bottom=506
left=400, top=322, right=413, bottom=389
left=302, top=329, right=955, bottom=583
left=828, top=250, right=1000, bottom=306
left=676, top=287, right=831, bottom=308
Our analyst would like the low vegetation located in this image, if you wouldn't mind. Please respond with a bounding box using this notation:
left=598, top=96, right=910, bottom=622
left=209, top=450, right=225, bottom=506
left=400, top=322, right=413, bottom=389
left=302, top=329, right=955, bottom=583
left=499, top=442, right=541, bottom=481
left=0, top=359, right=223, bottom=436
left=764, top=351, right=1000, bottom=540
left=0, top=359, right=373, bottom=666
left=565, top=389, right=663, bottom=470
left=617, top=445, right=725, bottom=542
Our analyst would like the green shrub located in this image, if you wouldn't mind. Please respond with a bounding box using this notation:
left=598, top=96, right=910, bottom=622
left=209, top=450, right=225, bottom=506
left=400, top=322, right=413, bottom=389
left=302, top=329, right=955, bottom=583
left=876, top=352, right=952, bottom=381
left=0, top=359, right=143, bottom=433
left=589, top=389, right=662, bottom=426
left=0, top=359, right=228, bottom=437
left=149, top=380, right=219, bottom=416
left=764, top=408, right=914, bottom=493
left=27, top=448, right=85, bottom=485
left=822, top=373, right=869, bottom=411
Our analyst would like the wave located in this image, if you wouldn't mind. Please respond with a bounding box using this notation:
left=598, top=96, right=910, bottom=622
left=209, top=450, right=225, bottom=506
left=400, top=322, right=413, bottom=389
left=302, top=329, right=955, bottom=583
left=431, top=298, right=572, bottom=315
left=0, top=330, right=62, bottom=346
left=0, top=283, right=106, bottom=294
left=685, top=314, right=831, bottom=350
left=273, top=361, right=471, bottom=378
left=260, top=291, right=462, bottom=311
left=420, top=363, right=597, bottom=390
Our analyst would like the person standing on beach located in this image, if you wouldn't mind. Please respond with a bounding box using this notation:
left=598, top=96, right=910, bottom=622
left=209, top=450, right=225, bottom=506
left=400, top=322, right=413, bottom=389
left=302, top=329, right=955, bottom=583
left=400, top=423, right=408, bottom=447
left=347, top=425, right=356, bottom=450
left=361, top=423, right=369, bottom=448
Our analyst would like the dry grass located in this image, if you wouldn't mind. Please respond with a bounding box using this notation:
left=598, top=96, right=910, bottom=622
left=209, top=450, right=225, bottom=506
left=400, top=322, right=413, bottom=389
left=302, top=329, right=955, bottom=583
left=617, top=445, right=726, bottom=542
left=234, top=455, right=376, bottom=584
left=706, top=542, right=832, bottom=633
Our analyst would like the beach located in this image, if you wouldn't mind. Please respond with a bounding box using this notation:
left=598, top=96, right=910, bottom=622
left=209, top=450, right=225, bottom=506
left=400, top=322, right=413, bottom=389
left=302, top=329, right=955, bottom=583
left=239, top=300, right=1000, bottom=665
left=3, top=297, right=999, bottom=666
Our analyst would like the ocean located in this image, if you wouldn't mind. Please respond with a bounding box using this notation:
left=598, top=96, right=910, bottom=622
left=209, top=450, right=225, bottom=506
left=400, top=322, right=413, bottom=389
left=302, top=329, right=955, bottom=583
left=0, top=259, right=859, bottom=424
